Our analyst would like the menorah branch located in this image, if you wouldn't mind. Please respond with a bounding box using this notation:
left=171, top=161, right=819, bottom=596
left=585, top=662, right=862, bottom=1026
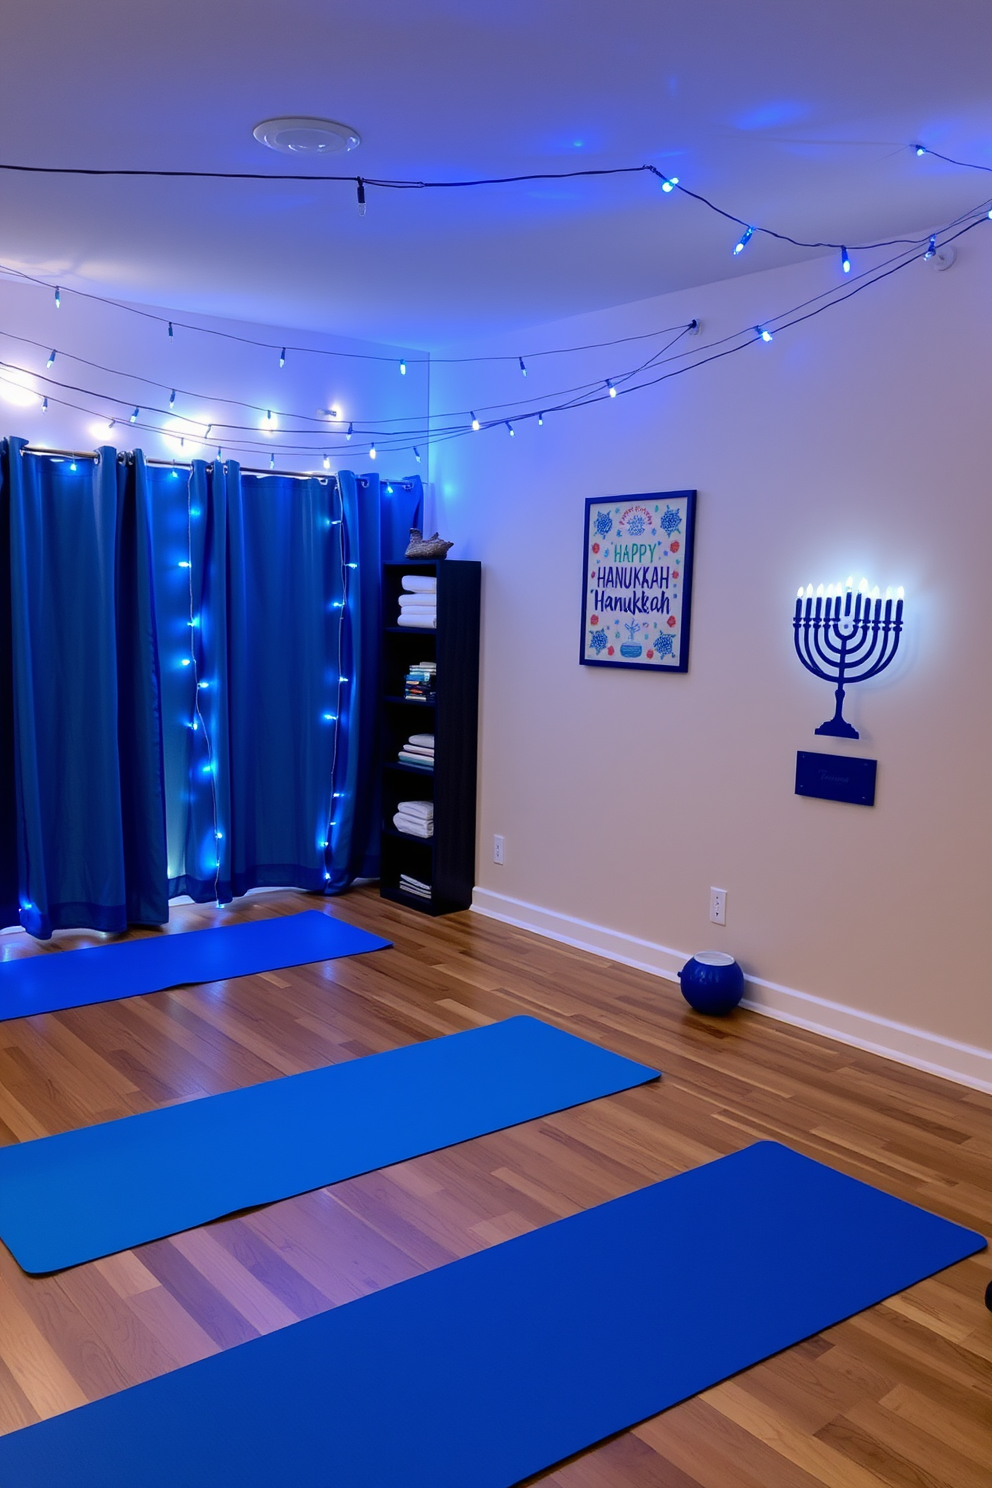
left=793, top=588, right=904, bottom=739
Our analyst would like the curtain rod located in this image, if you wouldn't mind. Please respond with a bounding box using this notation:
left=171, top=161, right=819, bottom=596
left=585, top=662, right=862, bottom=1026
left=18, top=447, right=415, bottom=490
left=19, top=446, right=328, bottom=481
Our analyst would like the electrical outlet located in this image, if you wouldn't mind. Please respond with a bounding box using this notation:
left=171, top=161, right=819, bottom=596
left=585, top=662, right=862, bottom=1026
left=709, top=887, right=727, bottom=926
left=493, top=834, right=505, bottom=865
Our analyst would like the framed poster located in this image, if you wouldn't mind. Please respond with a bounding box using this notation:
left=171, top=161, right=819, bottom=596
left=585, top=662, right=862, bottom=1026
left=579, top=490, right=697, bottom=672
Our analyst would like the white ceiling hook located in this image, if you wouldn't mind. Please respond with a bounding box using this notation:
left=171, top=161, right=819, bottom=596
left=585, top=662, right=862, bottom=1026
left=927, top=244, right=957, bottom=272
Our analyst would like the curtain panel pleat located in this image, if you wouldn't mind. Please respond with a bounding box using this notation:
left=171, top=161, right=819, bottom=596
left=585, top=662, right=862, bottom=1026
left=0, top=442, right=422, bottom=936
left=1, top=441, right=168, bottom=939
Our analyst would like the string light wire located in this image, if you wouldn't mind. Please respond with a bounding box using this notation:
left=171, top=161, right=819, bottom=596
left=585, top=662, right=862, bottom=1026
left=4, top=206, right=988, bottom=465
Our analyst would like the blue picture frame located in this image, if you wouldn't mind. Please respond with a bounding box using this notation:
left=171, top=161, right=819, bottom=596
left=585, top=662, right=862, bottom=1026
left=579, top=490, right=697, bottom=673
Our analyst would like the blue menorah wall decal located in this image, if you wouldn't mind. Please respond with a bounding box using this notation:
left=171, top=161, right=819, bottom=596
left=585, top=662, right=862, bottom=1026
left=793, top=579, right=904, bottom=739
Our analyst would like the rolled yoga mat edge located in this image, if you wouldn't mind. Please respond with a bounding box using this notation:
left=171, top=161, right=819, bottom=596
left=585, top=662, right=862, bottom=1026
left=0, top=1141, right=981, bottom=1488
left=0, top=1015, right=660, bottom=1272
left=0, top=909, right=391, bottom=1021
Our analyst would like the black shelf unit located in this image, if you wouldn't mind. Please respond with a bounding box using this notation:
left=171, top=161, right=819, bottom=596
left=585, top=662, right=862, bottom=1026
left=379, top=559, right=481, bottom=915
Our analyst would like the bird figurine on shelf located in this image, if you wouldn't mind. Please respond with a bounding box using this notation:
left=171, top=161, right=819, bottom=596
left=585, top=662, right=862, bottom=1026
left=405, top=529, right=454, bottom=559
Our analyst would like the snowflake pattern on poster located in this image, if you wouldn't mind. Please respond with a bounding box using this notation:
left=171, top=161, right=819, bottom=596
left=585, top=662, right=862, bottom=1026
left=652, top=633, right=675, bottom=659
left=593, top=512, right=613, bottom=537
left=659, top=505, right=682, bottom=537
left=625, top=513, right=646, bottom=536
left=588, top=629, right=608, bottom=653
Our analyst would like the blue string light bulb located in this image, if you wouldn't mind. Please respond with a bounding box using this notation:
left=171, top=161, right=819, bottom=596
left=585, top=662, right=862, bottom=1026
left=660, top=175, right=679, bottom=193
left=606, top=379, right=617, bottom=397
left=279, top=347, right=286, bottom=367
left=399, top=359, right=407, bottom=375
left=46, top=349, right=56, bottom=367
left=369, top=442, right=376, bottom=459
left=471, top=411, right=480, bottom=431
left=924, top=235, right=936, bottom=260
left=757, top=326, right=773, bottom=342
left=840, top=246, right=851, bottom=274
left=519, top=357, right=527, bottom=376
left=506, top=421, right=515, bottom=436
left=734, top=225, right=754, bottom=256
left=413, top=446, right=421, bottom=462
left=130, top=406, right=139, bottom=423
left=54, top=286, right=61, bottom=308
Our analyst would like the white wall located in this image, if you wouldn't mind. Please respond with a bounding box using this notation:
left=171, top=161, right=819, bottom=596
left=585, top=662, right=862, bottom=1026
left=431, top=238, right=992, bottom=1089
left=0, top=273, right=426, bottom=478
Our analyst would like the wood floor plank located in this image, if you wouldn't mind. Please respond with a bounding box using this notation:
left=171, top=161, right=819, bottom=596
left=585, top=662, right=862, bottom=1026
left=0, top=884, right=987, bottom=1487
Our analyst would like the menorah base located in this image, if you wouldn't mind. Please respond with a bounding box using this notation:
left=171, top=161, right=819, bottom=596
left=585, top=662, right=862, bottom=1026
left=815, top=717, right=859, bottom=740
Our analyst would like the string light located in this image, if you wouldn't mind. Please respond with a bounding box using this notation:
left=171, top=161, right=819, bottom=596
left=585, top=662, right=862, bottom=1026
left=269, top=452, right=275, bottom=469
left=413, top=447, right=421, bottom=462
left=660, top=175, right=679, bottom=193
left=734, top=225, right=754, bottom=256
left=279, top=347, right=286, bottom=368
left=924, top=235, right=936, bottom=259
left=607, top=379, right=617, bottom=397
left=471, top=412, right=480, bottom=431
left=41, top=397, right=48, bottom=412
left=323, top=454, right=331, bottom=469
left=369, top=443, right=376, bottom=459
left=7, top=190, right=986, bottom=466
left=519, top=357, right=527, bottom=376
left=346, top=423, right=353, bottom=440
left=914, top=144, right=926, bottom=157
left=537, top=412, right=544, bottom=426
left=204, top=423, right=212, bottom=437
left=506, top=421, right=515, bottom=436
left=46, top=349, right=55, bottom=367
left=841, top=246, right=851, bottom=274
left=168, top=321, right=174, bottom=340
left=399, top=359, right=407, bottom=375
left=130, top=406, right=139, bottom=422
left=356, top=177, right=366, bottom=215
left=54, top=286, right=60, bottom=308
left=758, top=326, right=773, bottom=342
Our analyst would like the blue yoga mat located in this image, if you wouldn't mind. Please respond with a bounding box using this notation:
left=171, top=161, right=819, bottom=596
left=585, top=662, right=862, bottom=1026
left=0, top=1015, right=658, bottom=1273
left=0, top=910, right=390, bottom=1022
left=0, top=1142, right=981, bottom=1488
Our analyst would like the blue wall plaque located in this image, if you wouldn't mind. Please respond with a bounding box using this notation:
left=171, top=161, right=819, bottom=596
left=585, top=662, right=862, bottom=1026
left=795, top=751, right=876, bottom=807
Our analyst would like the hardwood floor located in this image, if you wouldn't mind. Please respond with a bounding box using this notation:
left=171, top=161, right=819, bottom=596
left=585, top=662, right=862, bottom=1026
left=0, top=885, right=989, bottom=1485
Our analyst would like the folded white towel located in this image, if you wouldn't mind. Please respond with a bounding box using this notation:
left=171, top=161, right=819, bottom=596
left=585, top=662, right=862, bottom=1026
left=402, top=747, right=434, bottom=761
left=408, top=734, right=434, bottom=748
left=398, top=751, right=433, bottom=767
left=397, top=614, right=436, bottom=628
left=397, top=800, right=434, bottom=820
left=394, top=812, right=433, bottom=838
left=401, top=576, right=437, bottom=593
left=398, top=593, right=437, bottom=608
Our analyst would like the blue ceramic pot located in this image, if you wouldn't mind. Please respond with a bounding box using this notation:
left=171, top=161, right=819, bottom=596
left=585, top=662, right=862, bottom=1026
left=678, top=952, right=745, bottom=1016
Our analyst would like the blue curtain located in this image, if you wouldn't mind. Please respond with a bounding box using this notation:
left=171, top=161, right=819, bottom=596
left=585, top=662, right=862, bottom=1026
left=0, top=440, right=421, bottom=934
left=0, top=441, right=168, bottom=938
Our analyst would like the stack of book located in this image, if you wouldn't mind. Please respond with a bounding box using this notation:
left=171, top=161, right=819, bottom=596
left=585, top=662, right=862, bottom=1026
left=399, top=873, right=431, bottom=901
left=404, top=661, right=436, bottom=702
left=398, top=733, right=434, bottom=769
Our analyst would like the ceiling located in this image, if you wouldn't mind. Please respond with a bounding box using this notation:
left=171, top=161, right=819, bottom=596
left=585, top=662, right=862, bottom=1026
left=1, top=0, right=991, bottom=346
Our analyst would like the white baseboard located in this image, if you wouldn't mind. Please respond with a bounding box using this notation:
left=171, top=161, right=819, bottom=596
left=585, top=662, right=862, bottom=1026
left=471, top=887, right=992, bottom=1095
